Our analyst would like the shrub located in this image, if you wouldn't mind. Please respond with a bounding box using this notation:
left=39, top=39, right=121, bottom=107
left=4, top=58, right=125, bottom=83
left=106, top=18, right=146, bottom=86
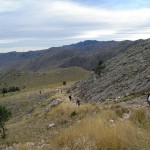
left=1, top=88, right=8, bottom=94
left=0, top=106, right=11, bottom=139
left=115, top=106, right=129, bottom=118
left=70, top=111, right=77, bottom=117
left=1, top=87, right=20, bottom=94
left=93, top=60, right=105, bottom=75
left=8, top=87, right=20, bottom=92
left=63, top=81, right=66, bottom=85
left=130, top=108, right=150, bottom=127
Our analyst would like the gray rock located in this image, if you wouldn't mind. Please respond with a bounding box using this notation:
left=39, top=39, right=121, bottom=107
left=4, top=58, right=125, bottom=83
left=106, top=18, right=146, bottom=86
left=43, top=99, right=62, bottom=111
left=70, top=41, right=150, bottom=103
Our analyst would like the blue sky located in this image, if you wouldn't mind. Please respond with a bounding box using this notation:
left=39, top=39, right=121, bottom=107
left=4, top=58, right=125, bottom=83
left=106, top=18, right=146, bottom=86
left=0, top=0, right=150, bottom=52
left=76, top=0, right=150, bottom=8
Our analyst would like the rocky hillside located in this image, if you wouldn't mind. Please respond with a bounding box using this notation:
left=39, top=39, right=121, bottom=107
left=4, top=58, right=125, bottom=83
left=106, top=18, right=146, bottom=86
left=0, top=39, right=144, bottom=72
left=71, top=39, right=150, bottom=102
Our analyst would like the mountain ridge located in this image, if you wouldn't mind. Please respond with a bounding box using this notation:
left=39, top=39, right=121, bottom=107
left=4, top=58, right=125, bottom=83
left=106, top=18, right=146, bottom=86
left=70, top=40, right=150, bottom=102
left=0, top=39, right=149, bottom=72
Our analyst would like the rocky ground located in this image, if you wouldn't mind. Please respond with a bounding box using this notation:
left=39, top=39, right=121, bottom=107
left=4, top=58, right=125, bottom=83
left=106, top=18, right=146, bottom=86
left=71, top=40, right=150, bottom=102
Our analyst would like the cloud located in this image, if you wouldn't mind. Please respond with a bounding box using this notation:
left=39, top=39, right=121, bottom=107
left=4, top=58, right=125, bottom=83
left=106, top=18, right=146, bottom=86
left=72, top=29, right=118, bottom=39
left=0, top=0, right=150, bottom=52
left=0, top=0, right=22, bottom=13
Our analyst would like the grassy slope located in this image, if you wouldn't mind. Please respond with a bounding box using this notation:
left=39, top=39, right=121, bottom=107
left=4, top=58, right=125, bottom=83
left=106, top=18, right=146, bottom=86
left=0, top=67, right=90, bottom=145
left=0, top=86, right=150, bottom=150
left=1, top=93, right=150, bottom=150
left=0, top=67, right=150, bottom=150
left=0, top=67, right=90, bottom=90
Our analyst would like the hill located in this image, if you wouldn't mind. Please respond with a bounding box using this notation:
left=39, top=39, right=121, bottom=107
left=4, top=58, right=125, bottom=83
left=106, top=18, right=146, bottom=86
left=0, top=67, right=90, bottom=91
left=0, top=75, right=150, bottom=150
left=71, top=39, right=150, bottom=102
left=0, top=39, right=150, bottom=150
left=0, top=39, right=147, bottom=72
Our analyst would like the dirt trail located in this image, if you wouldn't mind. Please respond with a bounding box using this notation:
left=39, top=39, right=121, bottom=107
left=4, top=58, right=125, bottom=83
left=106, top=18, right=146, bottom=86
left=53, top=88, right=79, bottom=109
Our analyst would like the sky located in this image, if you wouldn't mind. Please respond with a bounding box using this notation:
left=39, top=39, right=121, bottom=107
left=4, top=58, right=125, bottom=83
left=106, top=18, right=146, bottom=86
left=0, top=0, right=150, bottom=53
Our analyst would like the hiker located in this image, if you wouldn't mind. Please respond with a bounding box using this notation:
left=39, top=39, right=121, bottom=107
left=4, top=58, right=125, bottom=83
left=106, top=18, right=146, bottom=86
left=76, top=99, right=80, bottom=106
left=69, top=95, right=72, bottom=101
left=147, top=94, right=150, bottom=107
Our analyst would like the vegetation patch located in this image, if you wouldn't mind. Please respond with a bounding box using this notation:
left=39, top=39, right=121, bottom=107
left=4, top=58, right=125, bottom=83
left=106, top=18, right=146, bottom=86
left=70, top=111, right=77, bottom=117
left=1, top=87, right=20, bottom=95
left=93, top=60, right=105, bottom=75
left=0, top=106, right=11, bottom=139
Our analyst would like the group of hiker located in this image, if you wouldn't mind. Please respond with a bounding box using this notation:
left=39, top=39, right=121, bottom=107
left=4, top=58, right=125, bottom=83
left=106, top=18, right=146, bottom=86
left=39, top=89, right=81, bottom=106
left=67, top=91, right=150, bottom=107
left=72, top=94, right=150, bottom=107
left=69, top=95, right=80, bottom=106
left=40, top=89, right=150, bottom=108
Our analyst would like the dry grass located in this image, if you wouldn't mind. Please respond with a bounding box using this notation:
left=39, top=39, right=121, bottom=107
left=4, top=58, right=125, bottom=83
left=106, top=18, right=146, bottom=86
left=110, top=104, right=130, bottom=117
left=47, top=101, right=101, bottom=127
left=2, top=106, right=150, bottom=150
left=1, top=91, right=100, bottom=146
left=7, top=143, right=52, bottom=150
left=1, top=84, right=150, bottom=150
left=49, top=108, right=150, bottom=150
left=130, top=108, right=150, bottom=128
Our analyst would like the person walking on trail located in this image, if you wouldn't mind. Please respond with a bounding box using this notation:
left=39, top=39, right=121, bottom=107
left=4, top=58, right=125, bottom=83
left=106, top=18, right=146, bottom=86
left=76, top=99, right=80, bottom=106
left=147, top=94, right=150, bottom=107
left=69, top=95, right=72, bottom=101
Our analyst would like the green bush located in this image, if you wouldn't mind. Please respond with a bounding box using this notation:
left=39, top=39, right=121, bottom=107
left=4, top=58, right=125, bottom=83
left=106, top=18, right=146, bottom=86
left=1, top=86, right=20, bottom=94
left=93, top=60, right=105, bottom=75
left=0, top=106, right=11, bottom=139
left=70, top=111, right=77, bottom=117
left=1, top=88, right=8, bottom=94
left=63, top=81, right=66, bottom=85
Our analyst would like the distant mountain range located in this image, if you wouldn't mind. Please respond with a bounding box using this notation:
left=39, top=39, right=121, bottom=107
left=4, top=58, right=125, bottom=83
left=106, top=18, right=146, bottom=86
left=0, top=39, right=149, bottom=72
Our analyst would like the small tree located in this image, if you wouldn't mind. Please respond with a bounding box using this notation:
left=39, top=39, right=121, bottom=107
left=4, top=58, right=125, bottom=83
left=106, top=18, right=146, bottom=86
left=94, top=60, right=105, bottom=75
left=63, top=81, right=66, bottom=85
left=0, top=106, right=11, bottom=139
left=1, top=88, right=8, bottom=94
left=15, top=87, right=20, bottom=92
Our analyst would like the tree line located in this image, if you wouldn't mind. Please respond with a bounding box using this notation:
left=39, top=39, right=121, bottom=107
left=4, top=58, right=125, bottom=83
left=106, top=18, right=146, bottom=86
left=1, top=87, right=20, bottom=94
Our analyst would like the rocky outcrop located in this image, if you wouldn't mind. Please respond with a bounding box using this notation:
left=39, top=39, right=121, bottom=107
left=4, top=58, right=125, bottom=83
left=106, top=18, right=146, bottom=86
left=71, top=40, right=150, bottom=102
left=42, top=99, right=62, bottom=112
